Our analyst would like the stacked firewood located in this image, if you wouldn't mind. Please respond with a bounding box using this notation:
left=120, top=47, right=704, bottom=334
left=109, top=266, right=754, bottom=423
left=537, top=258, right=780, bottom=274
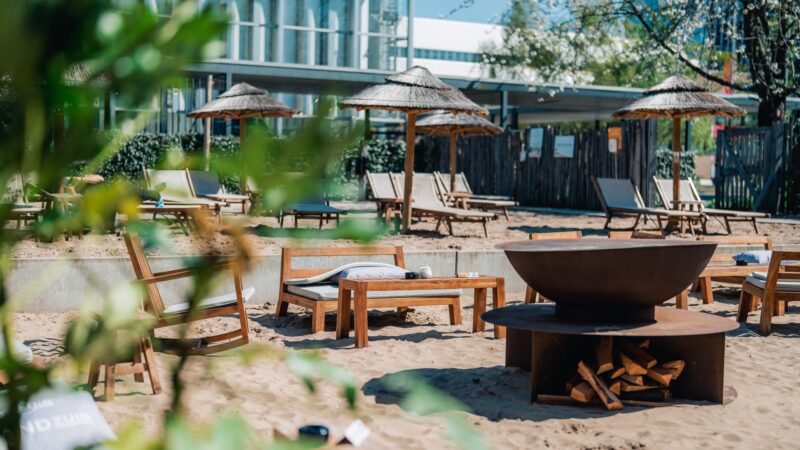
left=565, top=337, right=685, bottom=410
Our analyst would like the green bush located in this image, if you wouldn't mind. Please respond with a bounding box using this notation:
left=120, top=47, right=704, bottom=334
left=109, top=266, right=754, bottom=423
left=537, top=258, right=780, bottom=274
left=656, top=148, right=695, bottom=180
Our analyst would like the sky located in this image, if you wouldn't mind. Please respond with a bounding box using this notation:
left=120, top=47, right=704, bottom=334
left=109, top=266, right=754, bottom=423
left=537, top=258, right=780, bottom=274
left=413, top=0, right=508, bottom=24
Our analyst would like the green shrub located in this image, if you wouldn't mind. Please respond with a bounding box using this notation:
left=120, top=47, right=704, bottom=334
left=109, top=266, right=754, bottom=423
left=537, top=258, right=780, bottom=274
left=656, top=148, right=695, bottom=180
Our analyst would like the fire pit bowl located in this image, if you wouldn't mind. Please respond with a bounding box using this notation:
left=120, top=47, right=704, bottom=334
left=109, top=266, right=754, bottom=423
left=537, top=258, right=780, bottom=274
left=497, top=239, right=716, bottom=322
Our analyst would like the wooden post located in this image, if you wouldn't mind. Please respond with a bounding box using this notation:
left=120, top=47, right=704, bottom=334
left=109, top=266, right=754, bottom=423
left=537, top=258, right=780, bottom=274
left=672, top=117, right=681, bottom=210
left=449, top=131, right=458, bottom=192
left=239, top=117, right=247, bottom=193
left=204, top=74, right=213, bottom=171
left=402, top=112, right=417, bottom=233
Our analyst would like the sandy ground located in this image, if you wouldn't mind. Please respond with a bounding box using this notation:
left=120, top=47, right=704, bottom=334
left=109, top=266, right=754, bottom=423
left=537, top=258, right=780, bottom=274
left=10, top=204, right=800, bottom=258
left=11, top=287, right=800, bottom=449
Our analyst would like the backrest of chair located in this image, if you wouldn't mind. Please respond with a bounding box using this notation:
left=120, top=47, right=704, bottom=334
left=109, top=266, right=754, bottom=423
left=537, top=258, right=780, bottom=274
left=146, top=169, right=195, bottom=199
left=653, top=177, right=694, bottom=208
left=529, top=230, right=583, bottom=240
left=389, top=173, right=404, bottom=200
left=763, top=251, right=800, bottom=288
left=456, top=173, right=472, bottom=194
left=698, top=235, right=773, bottom=263
left=608, top=230, right=665, bottom=239
left=432, top=172, right=449, bottom=194
left=365, top=172, right=397, bottom=201
left=593, top=177, right=643, bottom=210
left=187, top=170, right=223, bottom=197
left=280, top=246, right=405, bottom=288
left=123, top=233, right=166, bottom=316
left=411, top=173, right=444, bottom=208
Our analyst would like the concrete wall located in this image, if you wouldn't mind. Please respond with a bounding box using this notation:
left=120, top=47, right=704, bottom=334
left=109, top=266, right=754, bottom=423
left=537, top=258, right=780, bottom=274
left=7, top=250, right=526, bottom=313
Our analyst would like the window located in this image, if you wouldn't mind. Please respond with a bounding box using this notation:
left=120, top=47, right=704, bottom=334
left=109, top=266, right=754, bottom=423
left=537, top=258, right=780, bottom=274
left=284, top=0, right=353, bottom=67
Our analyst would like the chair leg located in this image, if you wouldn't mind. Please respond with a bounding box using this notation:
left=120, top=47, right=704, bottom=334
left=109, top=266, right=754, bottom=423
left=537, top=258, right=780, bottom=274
left=700, top=277, right=714, bottom=304
left=133, top=343, right=144, bottom=383
left=603, top=216, right=611, bottom=229
left=524, top=286, right=534, bottom=304
left=676, top=290, right=688, bottom=310
left=141, top=337, right=162, bottom=394
left=751, top=218, right=759, bottom=234
left=448, top=298, right=462, bottom=325
left=104, top=365, right=116, bottom=401
left=88, top=361, right=100, bottom=389
left=632, top=214, right=641, bottom=230
left=759, top=292, right=775, bottom=336
left=482, top=218, right=488, bottom=238
left=724, top=217, right=732, bottom=234
left=310, top=302, right=326, bottom=334
left=275, top=297, right=289, bottom=317
left=502, top=207, right=509, bottom=220
left=737, top=290, right=754, bottom=323
left=774, top=299, right=785, bottom=317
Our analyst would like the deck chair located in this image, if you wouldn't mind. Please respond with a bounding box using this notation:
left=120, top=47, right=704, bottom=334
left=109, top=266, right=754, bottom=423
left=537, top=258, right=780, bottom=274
left=591, top=177, right=702, bottom=235
left=365, top=171, right=402, bottom=223
left=187, top=169, right=249, bottom=214
left=276, top=246, right=461, bottom=333
left=143, top=168, right=224, bottom=216
left=3, top=173, right=44, bottom=229
left=391, top=172, right=495, bottom=237
left=653, top=177, right=767, bottom=234
left=123, top=232, right=253, bottom=354
left=737, top=250, right=800, bottom=335
left=524, top=231, right=584, bottom=304
left=433, top=172, right=517, bottom=219
left=694, top=236, right=774, bottom=305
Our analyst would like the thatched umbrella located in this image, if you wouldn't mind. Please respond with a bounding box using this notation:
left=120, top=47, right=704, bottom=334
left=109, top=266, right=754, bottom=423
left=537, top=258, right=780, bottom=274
left=417, top=111, right=502, bottom=192
left=188, top=82, right=296, bottom=188
left=613, top=75, right=745, bottom=212
left=341, top=66, right=487, bottom=232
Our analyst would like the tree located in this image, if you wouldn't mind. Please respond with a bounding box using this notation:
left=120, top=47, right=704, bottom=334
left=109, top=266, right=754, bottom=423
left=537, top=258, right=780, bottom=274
left=484, top=0, right=800, bottom=126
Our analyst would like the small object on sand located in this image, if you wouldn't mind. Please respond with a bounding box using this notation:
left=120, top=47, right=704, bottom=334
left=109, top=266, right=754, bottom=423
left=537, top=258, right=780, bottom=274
left=342, top=419, right=371, bottom=447
left=298, top=424, right=330, bottom=446
left=404, top=272, right=420, bottom=279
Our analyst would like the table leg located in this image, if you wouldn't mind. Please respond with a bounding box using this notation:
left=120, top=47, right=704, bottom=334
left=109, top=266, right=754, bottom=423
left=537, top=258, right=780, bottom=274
left=492, top=279, right=506, bottom=339
left=336, top=288, right=352, bottom=339
left=354, top=287, right=369, bottom=348
left=472, top=288, right=487, bottom=333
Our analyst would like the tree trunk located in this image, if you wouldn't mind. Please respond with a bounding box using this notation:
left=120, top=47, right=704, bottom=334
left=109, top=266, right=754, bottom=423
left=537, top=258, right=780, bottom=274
left=756, top=92, right=786, bottom=127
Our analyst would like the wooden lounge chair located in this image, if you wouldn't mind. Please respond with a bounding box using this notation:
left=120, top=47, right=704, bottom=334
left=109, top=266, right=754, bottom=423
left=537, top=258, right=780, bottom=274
left=3, top=173, right=44, bottom=229
left=124, top=232, right=253, bottom=354
left=737, top=250, right=800, bottom=335
left=694, top=236, right=773, bottom=305
left=365, top=171, right=403, bottom=224
left=187, top=169, right=249, bottom=214
left=391, top=172, right=495, bottom=237
left=280, top=200, right=346, bottom=229
left=653, top=177, right=767, bottom=234
left=524, top=231, right=583, bottom=304
left=591, top=177, right=702, bottom=235
left=433, top=171, right=517, bottom=219
left=276, top=246, right=461, bottom=334
left=142, top=168, right=224, bottom=217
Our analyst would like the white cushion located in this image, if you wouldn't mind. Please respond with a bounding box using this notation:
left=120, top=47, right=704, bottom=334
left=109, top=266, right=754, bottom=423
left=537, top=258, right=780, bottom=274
left=746, top=272, right=800, bottom=292
left=286, top=284, right=462, bottom=301
left=163, top=286, right=255, bottom=315
left=0, top=339, right=33, bottom=365
left=284, top=262, right=402, bottom=286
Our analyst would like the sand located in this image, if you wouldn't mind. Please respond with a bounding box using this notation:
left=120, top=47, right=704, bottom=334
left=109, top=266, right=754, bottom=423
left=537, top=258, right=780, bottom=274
left=11, top=288, right=800, bottom=449
left=10, top=205, right=800, bottom=259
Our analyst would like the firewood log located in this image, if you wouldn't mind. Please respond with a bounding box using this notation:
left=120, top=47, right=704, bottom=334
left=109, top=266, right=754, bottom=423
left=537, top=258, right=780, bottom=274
left=565, top=373, right=583, bottom=394
left=618, top=351, right=647, bottom=376
left=646, top=367, right=673, bottom=386
left=661, top=360, right=686, bottom=380
left=617, top=339, right=657, bottom=369
left=620, top=381, right=659, bottom=392
left=621, top=374, right=644, bottom=386
left=577, top=361, right=623, bottom=411
left=608, top=380, right=622, bottom=395
left=609, top=367, right=626, bottom=379
left=570, top=381, right=597, bottom=403
left=638, top=339, right=650, bottom=349
left=620, top=388, right=672, bottom=402
left=596, top=337, right=614, bottom=374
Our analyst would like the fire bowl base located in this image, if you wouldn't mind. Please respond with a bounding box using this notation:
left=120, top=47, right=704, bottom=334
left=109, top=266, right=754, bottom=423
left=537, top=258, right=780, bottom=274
left=555, top=304, right=655, bottom=323
left=482, top=304, right=738, bottom=405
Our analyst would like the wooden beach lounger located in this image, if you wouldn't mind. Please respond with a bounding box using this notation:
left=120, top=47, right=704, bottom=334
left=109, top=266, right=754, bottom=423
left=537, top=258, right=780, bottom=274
left=433, top=171, right=517, bottom=219
left=652, top=177, right=767, bottom=234
left=280, top=201, right=346, bottom=228
left=737, top=250, right=800, bottom=335
left=3, top=173, right=44, bottom=229
left=124, top=232, right=253, bottom=354
left=276, top=246, right=461, bottom=334
left=143, top=168, right=225, bottom=217
left=592, top=177, right=702, bottom=234
left=365, top=171, right=403, bottom=224
left=187, top=169, right=249, bottom=214
left=391, top=172, right=495, bottom=237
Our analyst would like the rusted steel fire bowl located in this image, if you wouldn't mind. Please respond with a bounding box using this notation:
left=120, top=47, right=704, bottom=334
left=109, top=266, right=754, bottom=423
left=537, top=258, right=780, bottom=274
left=497, top=239, right=716, bottom=322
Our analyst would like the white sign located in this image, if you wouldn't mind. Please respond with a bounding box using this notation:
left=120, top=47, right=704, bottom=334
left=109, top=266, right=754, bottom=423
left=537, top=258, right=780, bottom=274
left=527, top=128, right=544, bottom=158
left=554, top=135, right=575, bottom=158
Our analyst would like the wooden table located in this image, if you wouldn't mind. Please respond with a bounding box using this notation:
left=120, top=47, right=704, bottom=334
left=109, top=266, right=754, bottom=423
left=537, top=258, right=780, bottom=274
left=336, top=276, right=506, bottom=348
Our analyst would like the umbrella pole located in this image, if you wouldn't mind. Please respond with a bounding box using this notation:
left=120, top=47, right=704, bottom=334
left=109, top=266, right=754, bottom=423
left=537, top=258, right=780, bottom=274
left=402, top=112, right=418, bottom=233
left=449, top=131, right=457, bottom=193
left=204, top=75, right=213, bottom=171
left=672, top=117, right=681, bottom=210
left=240, top=118, right=247, bottom=194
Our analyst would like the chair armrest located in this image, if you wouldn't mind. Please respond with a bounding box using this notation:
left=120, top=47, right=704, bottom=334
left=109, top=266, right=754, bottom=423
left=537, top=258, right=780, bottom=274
left=138, top=259, right=241, bottom=284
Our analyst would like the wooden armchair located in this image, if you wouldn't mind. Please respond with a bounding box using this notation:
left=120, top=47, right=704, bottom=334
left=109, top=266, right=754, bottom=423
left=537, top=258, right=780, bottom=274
left=737, top=251, right=800, bottom=336
left=124, top=233, right=253, bottom=354
left=524, top=231, right=583, bottom=304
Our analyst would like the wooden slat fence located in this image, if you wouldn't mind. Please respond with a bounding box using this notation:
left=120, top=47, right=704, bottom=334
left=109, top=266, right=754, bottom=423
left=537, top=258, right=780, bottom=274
left=415, top=120, right=658, bottom=210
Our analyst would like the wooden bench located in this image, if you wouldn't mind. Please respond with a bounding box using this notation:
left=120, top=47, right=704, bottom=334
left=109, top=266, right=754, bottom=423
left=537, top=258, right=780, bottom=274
left=277, top=246, right=463, bottom=334
left=695, top=236, right=772, bottom=305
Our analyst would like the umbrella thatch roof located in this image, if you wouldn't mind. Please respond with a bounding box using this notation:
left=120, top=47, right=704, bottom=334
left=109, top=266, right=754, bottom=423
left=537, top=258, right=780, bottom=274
left=613, top=75, right=746, bottom=120
left=187, top=82, right=296, bottom=119
left=416, top=110, right=502, bottom=136
left=64, top=62, right=110, bottom=87
left=340, top=66, right=487, bottom=115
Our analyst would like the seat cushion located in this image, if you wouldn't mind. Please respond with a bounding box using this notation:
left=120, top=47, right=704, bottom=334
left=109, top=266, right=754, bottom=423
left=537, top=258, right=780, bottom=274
left=746, top=272, right=800, bottom=292
left=286, top=284, right=462, bottom=301
left=0, top=339, right=33, bottom=365
left=163, top=286, right=255, bottom=315
left=734, top=250, right=772, bottom=265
